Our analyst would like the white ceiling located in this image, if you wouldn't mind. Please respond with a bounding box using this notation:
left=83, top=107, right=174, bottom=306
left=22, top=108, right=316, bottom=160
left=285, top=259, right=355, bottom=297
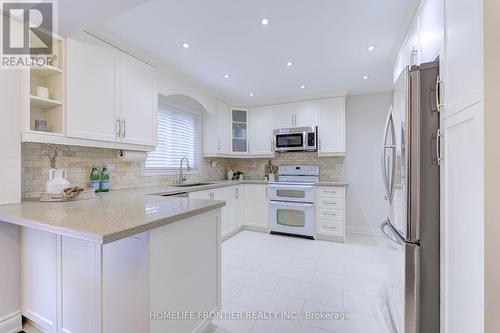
left=58, top=0, right=148, bottom=36
left=98, top=0, right=418, bottom=105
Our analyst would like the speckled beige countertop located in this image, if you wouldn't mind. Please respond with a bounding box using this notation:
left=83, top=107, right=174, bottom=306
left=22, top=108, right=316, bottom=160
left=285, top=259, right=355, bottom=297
left=0, top=179, right=348, bottom=244
left=0, top=188, right=225, bottom=244
left=146, top=179, right=348, bottom=196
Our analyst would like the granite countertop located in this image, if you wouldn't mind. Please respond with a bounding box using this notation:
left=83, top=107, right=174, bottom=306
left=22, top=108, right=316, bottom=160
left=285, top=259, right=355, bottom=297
left=0, top=179, right=348, bottom=244
left=0, top=188, right=225, bottom=244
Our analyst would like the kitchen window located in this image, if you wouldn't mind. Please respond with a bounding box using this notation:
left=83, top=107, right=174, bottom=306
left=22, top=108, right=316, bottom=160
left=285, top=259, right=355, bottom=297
left=144, top=101, right=201, bottom=175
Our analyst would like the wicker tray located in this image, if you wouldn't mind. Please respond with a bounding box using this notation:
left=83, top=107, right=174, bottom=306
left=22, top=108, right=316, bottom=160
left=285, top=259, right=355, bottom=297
left=40, top=188, right=96, bottom=202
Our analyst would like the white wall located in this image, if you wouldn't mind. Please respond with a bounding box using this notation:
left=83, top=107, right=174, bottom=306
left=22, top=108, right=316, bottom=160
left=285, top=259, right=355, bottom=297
left=484, top=0, right=500, bottom=330
left=345, top=92, right=392, bottom=235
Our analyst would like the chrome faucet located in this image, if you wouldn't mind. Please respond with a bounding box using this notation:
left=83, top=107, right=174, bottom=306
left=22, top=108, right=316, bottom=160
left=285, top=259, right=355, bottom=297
left=178, top=157, right=191, bottom=184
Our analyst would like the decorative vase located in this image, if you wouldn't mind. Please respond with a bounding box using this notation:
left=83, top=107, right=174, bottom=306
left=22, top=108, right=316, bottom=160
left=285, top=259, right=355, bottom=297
left=45, top=169, right=71, bottom=195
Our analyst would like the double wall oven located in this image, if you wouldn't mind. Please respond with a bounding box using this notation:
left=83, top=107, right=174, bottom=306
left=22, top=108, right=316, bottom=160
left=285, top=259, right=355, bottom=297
left=268, top=165, right=319, bottom=239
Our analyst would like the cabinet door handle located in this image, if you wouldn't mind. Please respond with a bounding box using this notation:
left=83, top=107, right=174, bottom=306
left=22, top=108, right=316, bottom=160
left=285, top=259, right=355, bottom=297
left=116, top=119, right=121, bottom=138
left=235, top=188, right=239, bottom=199
left=319, top=138, right=322, bottom=151
left=121, top=120, right=126, bottom=138
left=217, top=139, right=221, bottom=151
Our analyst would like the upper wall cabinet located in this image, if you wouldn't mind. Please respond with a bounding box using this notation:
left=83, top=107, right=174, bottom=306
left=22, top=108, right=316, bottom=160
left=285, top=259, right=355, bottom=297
left=274, top=103, right=296, bottom=128
left=66, top=33, right=119, bottom=142
left=318, top=97, right=346, bottom=156
left=275, top=101, right=318, bottom=128
left=443, top=0, right=483, bottom=117
left=393, top=0, right=444, bottom=83
left=419, top=0, right=444, bottom=63
left=66, top=32, right=156, bottom=149
left=248, top=106, right=275, bottom=156
left=203, top=100, right=230, bottom=157
left=231, top=108, right=249, bottom=154
left=120, top=52, right=157, bottom=146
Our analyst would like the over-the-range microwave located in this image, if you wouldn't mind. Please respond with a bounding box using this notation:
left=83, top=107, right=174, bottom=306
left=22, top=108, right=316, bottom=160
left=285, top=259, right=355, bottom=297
left=273, top=126, right=317, bottom=152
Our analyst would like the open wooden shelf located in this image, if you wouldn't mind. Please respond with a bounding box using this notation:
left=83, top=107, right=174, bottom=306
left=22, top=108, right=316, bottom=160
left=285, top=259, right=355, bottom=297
left=30, top=95, right=63, bottom=109
left=31, top=65, right=63, bottom=78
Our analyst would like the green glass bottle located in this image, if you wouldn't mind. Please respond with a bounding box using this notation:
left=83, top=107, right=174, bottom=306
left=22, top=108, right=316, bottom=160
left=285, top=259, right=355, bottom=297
left=90, top=165, right=100, bottom=193
left=100, top=164, right=110, bottom=192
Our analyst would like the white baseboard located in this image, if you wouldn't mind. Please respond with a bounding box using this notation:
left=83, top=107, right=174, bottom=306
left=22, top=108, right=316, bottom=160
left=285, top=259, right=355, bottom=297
left=346, top=225, right=383, bottom=236
left=242, top=225, right=268, bottom=233
left=0, top=311, right=22, bottom=333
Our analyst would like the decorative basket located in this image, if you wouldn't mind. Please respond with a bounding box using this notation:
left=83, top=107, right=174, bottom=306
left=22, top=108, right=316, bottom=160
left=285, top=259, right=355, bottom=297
left=40, top=188, right=96, bottom=202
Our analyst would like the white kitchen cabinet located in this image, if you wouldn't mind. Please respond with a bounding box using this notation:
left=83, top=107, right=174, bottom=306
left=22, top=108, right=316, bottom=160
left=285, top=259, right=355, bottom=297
left=248, top=106, right=275, bottom=156
left=231, top=108, right=249, bottom=154
left=189, top=186, right=243, bottom=238
left=274, top=103, right=296, bottom=128
left=295, top=100, right=319, bottom=127
left=318, top=97, right=345, bottom=156
left=404, top=19, right=421, bottom=68
left=442, top=103, right=484, bottom=333
left=19, top=211, right=220, bottom=333
left=203, top=100, right=230, bottom=156
left=274, top=101, right=318, bottom=128
left=21, top=228, right=58, bottom=333
left=315, top=186, right=346, bottom=242
left=66, top=32, right=156, bottom=149
left=244, top=184, right=269, bottom=230
left=419, top=0, right=444, bottom=63
left=66, top=32, right=119, bottom=142
left=119, top=52, right=157, bottom=146
left=443, top=0, right=483, bottom=117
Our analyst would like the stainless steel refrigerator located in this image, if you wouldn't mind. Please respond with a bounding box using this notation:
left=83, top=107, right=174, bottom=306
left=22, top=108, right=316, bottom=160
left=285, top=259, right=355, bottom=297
left=381, top=61, right=441, bottom=333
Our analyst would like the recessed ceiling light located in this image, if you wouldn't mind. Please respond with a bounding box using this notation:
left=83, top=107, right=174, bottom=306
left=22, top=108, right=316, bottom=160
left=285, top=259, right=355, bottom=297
left=261, top=17, right=270, bottom=25
left=249, top=92, right=254, bottom=97
left=367, top=45, right=376, bottom=51
left=286, top=61, right=294, bottom=67
left=224, top=74, right=231, bottom=79
left=300, top=85, right=305, bottom=89
left=181, top=42, right=191, bottom=49
left=363, top=75, right=370, bottom=80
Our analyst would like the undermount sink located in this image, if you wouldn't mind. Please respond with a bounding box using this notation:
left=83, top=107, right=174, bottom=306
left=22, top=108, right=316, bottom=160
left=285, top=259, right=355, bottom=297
left=172, top=182, right=215, bottom=188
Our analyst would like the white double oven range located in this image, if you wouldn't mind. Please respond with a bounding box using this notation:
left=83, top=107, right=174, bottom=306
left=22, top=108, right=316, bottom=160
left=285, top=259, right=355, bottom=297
left=267, top=165, right=319, bottom=239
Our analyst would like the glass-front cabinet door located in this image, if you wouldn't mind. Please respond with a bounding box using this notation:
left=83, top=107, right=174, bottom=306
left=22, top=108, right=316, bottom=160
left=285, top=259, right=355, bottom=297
left=231, top=109, right=248, bottom=153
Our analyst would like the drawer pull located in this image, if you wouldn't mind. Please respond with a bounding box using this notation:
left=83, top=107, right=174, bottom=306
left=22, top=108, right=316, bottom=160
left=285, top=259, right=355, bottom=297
left=322, top=212, right=338, bottom=217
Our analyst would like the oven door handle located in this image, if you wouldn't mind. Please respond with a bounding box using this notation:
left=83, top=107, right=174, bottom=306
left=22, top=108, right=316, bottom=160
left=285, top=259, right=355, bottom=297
left=268, top=184, right=315, bottom=189
left=270, top=200, right=314, bottom=207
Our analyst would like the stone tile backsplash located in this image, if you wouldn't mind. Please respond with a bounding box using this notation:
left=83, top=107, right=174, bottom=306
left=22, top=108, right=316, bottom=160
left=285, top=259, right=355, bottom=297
left=21, top=143, right=345, bottom=199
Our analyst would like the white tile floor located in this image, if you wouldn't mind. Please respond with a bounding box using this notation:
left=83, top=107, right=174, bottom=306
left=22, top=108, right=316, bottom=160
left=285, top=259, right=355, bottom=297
left=210, top=231, right=394, bottom=333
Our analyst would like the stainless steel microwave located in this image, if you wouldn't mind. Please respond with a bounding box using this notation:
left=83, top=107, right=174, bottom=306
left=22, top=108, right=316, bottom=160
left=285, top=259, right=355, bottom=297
left=273, top=126, right=317, bottom=152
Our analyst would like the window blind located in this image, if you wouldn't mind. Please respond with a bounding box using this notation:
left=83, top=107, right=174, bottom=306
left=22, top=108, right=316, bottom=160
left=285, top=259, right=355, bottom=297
left=145, top=103, right=201, bottom=172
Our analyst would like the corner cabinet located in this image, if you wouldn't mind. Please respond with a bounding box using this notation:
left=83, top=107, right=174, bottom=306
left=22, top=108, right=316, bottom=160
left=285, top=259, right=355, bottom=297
left=318, top=97, right=346, bottom=156
left=65, top=32, right=157, bottom=150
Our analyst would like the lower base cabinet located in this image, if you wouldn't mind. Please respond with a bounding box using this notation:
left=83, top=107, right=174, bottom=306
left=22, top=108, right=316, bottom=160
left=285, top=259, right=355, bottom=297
left=21, top=210, right=221, bottom=333
left=244, top=184, right=269, bottom=230
left=315, top=186, right=346, bottom=242
left=189, top=185, right=244, bottom=238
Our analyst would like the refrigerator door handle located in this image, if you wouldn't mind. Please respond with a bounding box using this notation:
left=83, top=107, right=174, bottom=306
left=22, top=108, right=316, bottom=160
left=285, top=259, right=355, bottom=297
left=381, top=109, right=397, bottom=203
left=381, top=219, right=405, bottom=245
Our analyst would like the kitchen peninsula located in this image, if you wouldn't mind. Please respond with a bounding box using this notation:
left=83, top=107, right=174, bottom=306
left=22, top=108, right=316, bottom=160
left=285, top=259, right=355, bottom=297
left=0, top=189, right=225, bottom=333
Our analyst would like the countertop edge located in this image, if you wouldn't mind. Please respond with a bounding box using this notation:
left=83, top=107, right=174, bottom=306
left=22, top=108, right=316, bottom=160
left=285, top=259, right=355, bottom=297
left=102, top=201, right=226, bottom=244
